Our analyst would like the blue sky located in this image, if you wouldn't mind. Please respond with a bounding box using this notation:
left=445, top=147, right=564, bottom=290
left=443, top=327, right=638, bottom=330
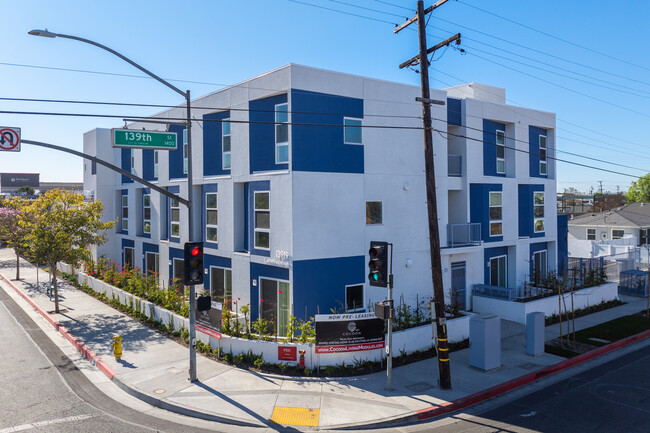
left=1, top=0, right=648, bottom=193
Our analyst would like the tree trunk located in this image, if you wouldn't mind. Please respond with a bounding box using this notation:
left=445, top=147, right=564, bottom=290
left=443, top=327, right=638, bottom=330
left=52, top=262, right=60, bottom=314
left=15, top=252, right=20, bottom=280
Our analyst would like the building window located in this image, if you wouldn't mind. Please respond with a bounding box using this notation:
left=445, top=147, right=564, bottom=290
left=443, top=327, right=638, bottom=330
left=145, top=252, right=159, bottom=275
left=489, top=255, right=507, bottom=287
left=131, top=149, right=135, bottom=174
left=496, top=130, right=505, bottom=174
left=612, top=229, right=625, bottom=240
left=275, top=103, right=289, bottom=164
left=346, top=284, right=364, bottom=312
left=143, top=194, right=151, bottom=234
left=532, top=250, right=547, bottom=286
left=124, top=247, right=134, bottom=269
left=222, top=119, right=231, bottom=169
left=206, top=193, right=218, bottom=243
left=173, top=258, right=184, bottom=281
left=534, top=192, right=545, bottom=233
left=183, top=129, right=188, bottom=174
left=489, top=192, right=502, bottom=236
left=171, top=197, right=180, bottom=238
left=344, top=117, right=362, bottom=144
left=539, top=135, right=547, bottom=175
left=121, top=195, right=128, bottom=232
left=587, top=228, right=596, bottom=240
left=260, top=278, right=290, bottom=336
left=366, top=201, right=382, bottom=225
left=254, top=191, right=270, bottom=250
left=153, top=151, right=159, bottom=178
left=210, top=267, right=232, bottom=309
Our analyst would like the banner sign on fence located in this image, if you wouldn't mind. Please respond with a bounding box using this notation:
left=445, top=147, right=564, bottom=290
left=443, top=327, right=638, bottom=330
left=315, top=312, right=385, bottom=353
left=196, top=301, right=222, bottom=340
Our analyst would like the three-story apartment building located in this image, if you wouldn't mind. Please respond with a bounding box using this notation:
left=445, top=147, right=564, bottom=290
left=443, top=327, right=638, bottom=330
left=84, top=64, right=562, bottom=334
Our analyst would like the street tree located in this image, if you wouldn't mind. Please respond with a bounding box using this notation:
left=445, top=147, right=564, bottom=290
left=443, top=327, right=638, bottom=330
left=0, top=197, right=32, bottom=280
left=626, top=174, right=650, bottom=203
left=28, top=190, right=114, bottom=313
left=592, top=192, right=626, bottom=212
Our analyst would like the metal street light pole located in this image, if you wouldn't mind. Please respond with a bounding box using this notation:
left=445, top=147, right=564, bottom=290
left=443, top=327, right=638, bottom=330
left=29, top=29, right=199, bottom=382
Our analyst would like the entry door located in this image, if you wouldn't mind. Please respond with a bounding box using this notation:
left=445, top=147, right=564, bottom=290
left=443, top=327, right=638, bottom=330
left=260, top=278, right=290, bottom=336
left=533, top=250, right=547, bottom=285
left=490, top=256, right=507, bottom=287
left=450, top=262, right=466, bottom=310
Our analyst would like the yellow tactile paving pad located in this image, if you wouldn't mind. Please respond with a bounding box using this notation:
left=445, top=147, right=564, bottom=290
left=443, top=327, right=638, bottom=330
left=270, top=406, right=320, bottom=426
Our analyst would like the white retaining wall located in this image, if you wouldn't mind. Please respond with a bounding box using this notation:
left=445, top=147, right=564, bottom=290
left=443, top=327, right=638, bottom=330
left=472, top=282, right=618, bottom=324
left=76, top=271, right=469, bottom=368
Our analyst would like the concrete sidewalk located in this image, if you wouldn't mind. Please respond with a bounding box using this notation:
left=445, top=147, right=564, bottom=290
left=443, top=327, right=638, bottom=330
left=1, top=248, right=648, bottom=430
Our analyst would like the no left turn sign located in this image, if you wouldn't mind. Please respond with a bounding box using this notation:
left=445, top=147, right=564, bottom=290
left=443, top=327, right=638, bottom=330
left=0, top=127, right=21, bottom=152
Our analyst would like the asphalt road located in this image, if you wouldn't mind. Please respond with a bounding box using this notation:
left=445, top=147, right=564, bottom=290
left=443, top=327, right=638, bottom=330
left=408, top=341, right=650, bottom=433
left=0, top=284, right=241, bottom=433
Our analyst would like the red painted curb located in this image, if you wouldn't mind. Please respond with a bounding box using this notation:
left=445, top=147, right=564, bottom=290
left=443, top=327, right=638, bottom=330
left=416, top=327, right=650, bottom=421
left=0, top=272, right=117, bottom=380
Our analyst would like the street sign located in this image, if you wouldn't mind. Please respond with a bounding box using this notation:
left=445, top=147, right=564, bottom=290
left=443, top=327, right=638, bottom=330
left=0, top=127, right=21, bottom=152
left=112, top=128, right=177, bottom=150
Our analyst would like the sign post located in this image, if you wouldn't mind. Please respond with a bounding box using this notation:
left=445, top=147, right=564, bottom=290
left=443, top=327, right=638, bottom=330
left=111, top=128, right=177, bottom=150
left=0, top=127, right=21, bottom=152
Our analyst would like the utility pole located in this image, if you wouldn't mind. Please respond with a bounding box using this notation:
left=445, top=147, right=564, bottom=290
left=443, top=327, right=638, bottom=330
left=598, top=181, right=604, bottom=194
left=394, top=0, right=460, bottom=390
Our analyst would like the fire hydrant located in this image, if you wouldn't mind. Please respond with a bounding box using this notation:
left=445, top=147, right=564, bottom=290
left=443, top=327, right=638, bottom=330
left=299, top=350, right=306, bottom=369
left=112, top=335, right=123, bottom=361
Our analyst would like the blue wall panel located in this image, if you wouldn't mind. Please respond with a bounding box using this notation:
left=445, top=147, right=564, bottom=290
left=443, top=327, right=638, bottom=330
left=121, top=149, right=133, bottom=184
left=291, top=89, right=364, bottom=174
left=249, top=263, right=290, bottom=321
left=529, top=126, right=548, bottom=178
left=293, top=256, right=365, bottom=320
left=168, top=124, right=186, bottom=180
left=249, top=94, right=288, bottom=173
left=247, top=180, right=270, bottom=257
left=483, top=119, right=506, bottom=177
left=143, top=149, right=155, bottom=181
left=470, top=183, right=503, bottom=243
left=203, top=111, right=230, bottom=176
left=447, top=98, right=462, bottom=126
left=518, top=184, right=545, bottom=238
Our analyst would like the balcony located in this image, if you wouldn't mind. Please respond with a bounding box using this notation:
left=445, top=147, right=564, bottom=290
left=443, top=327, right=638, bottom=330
left=448, top=154, right=462, bottom=177
left=447, top=223, right=481, bottom=247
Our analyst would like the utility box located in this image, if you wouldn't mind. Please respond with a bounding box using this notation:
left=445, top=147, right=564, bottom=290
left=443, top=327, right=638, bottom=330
left=526, top=311, right=545, bottom=356
left=469, top=314, right=501, bottom=371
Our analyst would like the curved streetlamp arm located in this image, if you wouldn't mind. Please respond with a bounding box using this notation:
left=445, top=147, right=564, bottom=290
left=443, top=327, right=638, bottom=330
left=22, top=139, right=189, bottom=207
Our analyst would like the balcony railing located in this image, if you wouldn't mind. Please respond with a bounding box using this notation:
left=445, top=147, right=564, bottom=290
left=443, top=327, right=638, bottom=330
left=448, top=154, right=462, bottom=176
left=472, top=284, right=517, bottom=301
left=447, top=223, right=481, bottom=247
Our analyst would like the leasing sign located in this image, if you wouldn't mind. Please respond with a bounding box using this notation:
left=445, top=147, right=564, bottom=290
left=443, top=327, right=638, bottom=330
left=314, top=312, right=385, bottom=353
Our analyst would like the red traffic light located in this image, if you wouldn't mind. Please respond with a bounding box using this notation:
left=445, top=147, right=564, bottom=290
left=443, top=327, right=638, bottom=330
left=191, top=247, right=201, bottom=256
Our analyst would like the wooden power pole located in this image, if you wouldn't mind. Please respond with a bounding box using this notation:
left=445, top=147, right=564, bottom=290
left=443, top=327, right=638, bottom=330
left=395, top=0, right=461, bottom=390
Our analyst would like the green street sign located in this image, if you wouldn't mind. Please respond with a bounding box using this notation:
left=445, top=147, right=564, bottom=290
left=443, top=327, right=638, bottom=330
left=112, top=128, right=177, bottom=150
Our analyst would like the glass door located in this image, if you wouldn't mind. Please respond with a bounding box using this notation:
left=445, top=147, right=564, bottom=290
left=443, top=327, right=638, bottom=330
left=260, top=278, right=290, bottom=336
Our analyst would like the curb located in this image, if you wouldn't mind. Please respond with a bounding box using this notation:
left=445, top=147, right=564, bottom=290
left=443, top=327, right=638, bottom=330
left=0, top=272, right=117, bottom=380
left=411, top=327, right=650, bottom=423
left=0, top=272, right=263, bottom=429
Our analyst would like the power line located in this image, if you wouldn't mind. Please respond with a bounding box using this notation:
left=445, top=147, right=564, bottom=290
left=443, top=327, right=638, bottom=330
left=3, top=107, right=640, bottom=179
left=456, top=0, right=650, bottom=73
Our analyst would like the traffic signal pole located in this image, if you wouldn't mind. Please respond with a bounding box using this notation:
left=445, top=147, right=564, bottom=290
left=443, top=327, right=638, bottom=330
left=386, top=243, right=394, bottom=391
left=394, top=0, right=461, bottom=390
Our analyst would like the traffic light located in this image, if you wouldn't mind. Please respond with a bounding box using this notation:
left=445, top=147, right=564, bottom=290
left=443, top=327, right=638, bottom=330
left=183, top=242, right=204, bottom=285
left=368, top=241, right=388, bottom=287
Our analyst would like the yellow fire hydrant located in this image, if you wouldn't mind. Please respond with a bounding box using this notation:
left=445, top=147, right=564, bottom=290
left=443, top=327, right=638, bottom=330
left=112, top=335, right=123, bottom=361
